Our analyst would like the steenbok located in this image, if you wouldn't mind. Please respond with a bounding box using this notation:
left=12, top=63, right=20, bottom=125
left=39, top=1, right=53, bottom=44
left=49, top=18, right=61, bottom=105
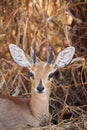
left=0, top=44, right=75, bottom=130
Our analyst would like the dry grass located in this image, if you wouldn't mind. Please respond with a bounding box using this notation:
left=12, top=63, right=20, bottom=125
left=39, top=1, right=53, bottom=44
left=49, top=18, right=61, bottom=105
left=0, top=0, right=87, bottom=130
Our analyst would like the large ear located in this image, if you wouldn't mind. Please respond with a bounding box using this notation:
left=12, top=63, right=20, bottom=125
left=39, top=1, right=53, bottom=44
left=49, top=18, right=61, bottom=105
left=9, top=44, right=32, bottom=67
left=53, top=46, right=75, bottom=68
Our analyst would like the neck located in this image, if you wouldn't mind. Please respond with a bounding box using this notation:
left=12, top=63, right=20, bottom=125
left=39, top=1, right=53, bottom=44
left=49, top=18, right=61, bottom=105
left=30, top=91, right=50, bottom=123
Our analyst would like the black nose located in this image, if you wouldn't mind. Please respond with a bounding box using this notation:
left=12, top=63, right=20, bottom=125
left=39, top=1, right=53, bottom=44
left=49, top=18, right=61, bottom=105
left=37, top=79, right=44, bottom=93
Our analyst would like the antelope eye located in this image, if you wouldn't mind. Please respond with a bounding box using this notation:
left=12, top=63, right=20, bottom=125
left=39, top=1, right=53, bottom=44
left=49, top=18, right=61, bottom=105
left=29, top=72, right=34, bottom=79
left=48, top=73, right=54, bottom=80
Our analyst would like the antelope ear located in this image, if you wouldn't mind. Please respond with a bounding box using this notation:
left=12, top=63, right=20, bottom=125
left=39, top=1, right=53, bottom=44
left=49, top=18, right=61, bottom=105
left=53, top=46, right=75, bottom=68
left=9, top=44, right=32, bottom=67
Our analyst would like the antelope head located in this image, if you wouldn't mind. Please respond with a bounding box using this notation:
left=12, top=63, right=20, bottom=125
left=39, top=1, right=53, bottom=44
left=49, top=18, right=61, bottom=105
left=9, top=44, right=75, bottom=95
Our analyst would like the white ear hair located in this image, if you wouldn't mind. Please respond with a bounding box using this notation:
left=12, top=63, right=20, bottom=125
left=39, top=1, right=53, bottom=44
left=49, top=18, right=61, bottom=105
left=9, top=44, right=32, bottom=67
left=53, top=46, right=75, bottom=68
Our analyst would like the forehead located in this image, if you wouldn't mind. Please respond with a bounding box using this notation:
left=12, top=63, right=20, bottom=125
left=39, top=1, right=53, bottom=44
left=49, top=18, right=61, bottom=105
left=30, top=62, right=53, bottom=74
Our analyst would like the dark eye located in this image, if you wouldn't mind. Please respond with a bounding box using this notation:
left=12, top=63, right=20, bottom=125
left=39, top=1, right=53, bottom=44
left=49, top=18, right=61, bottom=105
left=29, top=72, right=34, bottom=79
left=48, top=73, right=54, bottom=80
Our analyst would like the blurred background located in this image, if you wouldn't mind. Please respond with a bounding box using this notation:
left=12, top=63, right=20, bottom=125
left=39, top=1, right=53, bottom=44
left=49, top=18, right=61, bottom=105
left=0, top=0, right=87, bottom=129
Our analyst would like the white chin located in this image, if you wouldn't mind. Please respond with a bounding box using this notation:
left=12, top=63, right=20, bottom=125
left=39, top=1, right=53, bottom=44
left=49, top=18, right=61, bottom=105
left=35, top=89, right=46, bottom=94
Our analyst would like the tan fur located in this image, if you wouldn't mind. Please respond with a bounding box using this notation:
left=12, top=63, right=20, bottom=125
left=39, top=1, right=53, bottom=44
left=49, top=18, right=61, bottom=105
left=0, top=62, right=54, bottom=130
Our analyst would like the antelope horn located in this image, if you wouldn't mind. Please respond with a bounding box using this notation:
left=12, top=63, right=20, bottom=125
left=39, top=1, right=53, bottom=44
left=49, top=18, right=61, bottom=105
left=33, top=43, right=36, bottom=64
left=48, top=46, right=53, bottom=64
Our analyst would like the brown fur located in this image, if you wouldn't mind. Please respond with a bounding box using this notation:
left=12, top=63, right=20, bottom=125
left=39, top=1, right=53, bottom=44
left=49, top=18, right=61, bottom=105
left=0, top=62, right=54, bottom=130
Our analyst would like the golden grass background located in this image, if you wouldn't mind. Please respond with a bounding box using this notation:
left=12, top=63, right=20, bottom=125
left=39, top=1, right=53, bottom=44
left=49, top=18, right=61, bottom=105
left=0, top=0, right=87, bottom=129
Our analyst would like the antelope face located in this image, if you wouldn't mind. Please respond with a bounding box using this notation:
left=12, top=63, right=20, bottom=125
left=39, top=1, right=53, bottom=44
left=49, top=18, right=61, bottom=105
left=29, top=62, right=55, bottom=94
left=9, top=44, right=75, bottom=95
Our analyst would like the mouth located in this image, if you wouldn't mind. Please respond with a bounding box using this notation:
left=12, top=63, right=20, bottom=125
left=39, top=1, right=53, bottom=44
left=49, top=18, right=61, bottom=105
left=35, top=88, right=46, bottom=94
left=37, top=91, right=44, bottom=94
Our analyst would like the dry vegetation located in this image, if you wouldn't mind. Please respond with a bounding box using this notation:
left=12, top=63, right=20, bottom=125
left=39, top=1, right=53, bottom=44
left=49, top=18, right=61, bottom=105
left=0, top=0, right=87, bottom=130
